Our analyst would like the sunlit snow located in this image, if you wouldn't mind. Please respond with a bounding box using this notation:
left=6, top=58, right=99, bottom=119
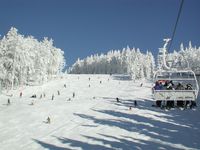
left=0, top=74, right=200, bottom=150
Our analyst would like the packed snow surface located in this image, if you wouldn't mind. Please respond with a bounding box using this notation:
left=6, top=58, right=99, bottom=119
left=0, top=75, right=200, bottom=150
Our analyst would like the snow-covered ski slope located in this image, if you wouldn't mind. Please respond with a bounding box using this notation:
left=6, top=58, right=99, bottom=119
left=0, top=74, right=200, bottom=150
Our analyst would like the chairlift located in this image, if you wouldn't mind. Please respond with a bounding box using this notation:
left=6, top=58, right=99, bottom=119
left=152, top=39, right=199, bottom=106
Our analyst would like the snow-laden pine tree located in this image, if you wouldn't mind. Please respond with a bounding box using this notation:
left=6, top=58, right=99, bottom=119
left=0, top=27, right=65, bottom=90
left=69, top=46, right=155, bottom=80
left=168, top=42, right=200, bottom=74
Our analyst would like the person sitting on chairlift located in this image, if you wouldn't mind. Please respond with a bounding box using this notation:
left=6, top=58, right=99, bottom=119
left=154, top=81, right=163, bottom=90
left=165, top=80, right=174, bottom=90
left=175, top=83, right=184, bottom=90
left=185, top=84, right=193, bottom=90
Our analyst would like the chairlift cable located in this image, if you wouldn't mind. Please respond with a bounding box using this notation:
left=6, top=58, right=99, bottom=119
left=168, top=0, right=184, bottom=52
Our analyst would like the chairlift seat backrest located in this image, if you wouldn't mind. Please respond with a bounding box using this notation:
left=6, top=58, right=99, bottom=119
left=153, top=69, right=199, bottom=101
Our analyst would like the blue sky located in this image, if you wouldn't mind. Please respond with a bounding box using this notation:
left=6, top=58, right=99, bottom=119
left=0, top=0, right=199, bottom=67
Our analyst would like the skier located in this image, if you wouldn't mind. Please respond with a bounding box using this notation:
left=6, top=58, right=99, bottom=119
left=20, top=92, right=22, bottom=98
left=43, top=93, right=46, bottom=98
left=64, top=84, right=66, bottom=88
left=73, top=92, right=75, bottom=98
left=57, top=90, right=60, bottom=95
left=40, top=94, right=43, bottom=99
left=140, top=83, right=143, bottom=87
left=7, top=98, right=10, bottom=105
left=89, top=84, right=90, bottom=87
left=116, top=97, right=120, bottom=103
left=134, top=100, right=137, bottom=107
left=31, top=94, right=37, bottom=98
left=89, top=77, right=91, bottom=81
left=100, top=81, right=102, bottom=84
left=52, top=94, right=54, bottom=100
left=129, top=106, right=132, bottom=110
left=47, top=117, right=51, bottom=124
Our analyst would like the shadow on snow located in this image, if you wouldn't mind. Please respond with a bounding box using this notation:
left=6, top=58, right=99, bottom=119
left=33, top=97, right=200, bottom=150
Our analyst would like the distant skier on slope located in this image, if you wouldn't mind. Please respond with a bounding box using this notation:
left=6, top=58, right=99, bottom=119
left=31, top=94, right=37, bottom=98
left=73, top=92, right=75, bottom=98
left=47, top=117, right=51, bottom=124
left=20, top=92, right=22, bottom=98
left=134, top=100, right=137, bottom=107
left=52, top=94, right=54, bottom=100
left=116, top=97, right=120, bottom=103
left=7, top=98, right=10, bottom=105
left=140, top=83, right=143, bottom=87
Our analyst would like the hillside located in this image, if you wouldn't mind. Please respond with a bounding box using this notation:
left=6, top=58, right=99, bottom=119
left=0, top=75, right=200, bottom=150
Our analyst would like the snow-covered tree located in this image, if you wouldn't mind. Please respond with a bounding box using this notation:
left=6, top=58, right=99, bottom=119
left=167, top=42, right=200, bottom=74
left=0, top=27, right=66, bottom=90
left=69, top=46, right=155, bottom=80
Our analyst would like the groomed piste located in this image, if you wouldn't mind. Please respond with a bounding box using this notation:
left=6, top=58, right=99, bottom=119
left=0, top=74, right=200, bottom=150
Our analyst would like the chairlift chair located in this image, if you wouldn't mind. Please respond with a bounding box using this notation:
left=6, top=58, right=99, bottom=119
left=153, top=69, right=199, bottom=102
left=152, top=39, right=199, bottom=106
